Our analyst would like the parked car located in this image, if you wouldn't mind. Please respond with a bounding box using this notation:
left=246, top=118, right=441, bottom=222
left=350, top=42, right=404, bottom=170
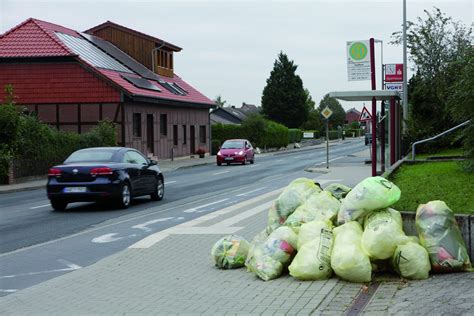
left=216, top=139, right=255, bottom=166
left=365, top=133, right=372, bottom=145
left=47, top=147, right=164, bottom=211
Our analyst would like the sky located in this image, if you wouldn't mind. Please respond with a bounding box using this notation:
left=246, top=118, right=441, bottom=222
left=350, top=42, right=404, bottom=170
left=0, top=0, right=472, bottom=111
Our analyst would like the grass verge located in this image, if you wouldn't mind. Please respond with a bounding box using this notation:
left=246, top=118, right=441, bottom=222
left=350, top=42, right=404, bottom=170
left=389, top=161, right=474, bottom=214
left=416, top=147, right=463, bottom=159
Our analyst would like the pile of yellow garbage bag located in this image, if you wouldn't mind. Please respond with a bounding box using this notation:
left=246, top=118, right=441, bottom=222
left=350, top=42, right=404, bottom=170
left=211, top=177, right=472, bottom=283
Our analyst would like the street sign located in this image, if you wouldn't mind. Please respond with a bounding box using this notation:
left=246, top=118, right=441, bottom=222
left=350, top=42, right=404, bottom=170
left=385, top=83, right=403, bottom=92
left=359, top=106, right=372, bottom=122
left=321, top=106, right=333, bottom=119
left=384, top=64, right=403, bottom=82
left=347, top=40, right=371, bottom=81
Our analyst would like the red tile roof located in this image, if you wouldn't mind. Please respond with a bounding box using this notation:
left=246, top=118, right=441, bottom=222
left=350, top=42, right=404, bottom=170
left=0, top=18, right=214, bottom=106
left=0, top=18, right=75, bottom=57
left=97, top=69, right=213, bottom=105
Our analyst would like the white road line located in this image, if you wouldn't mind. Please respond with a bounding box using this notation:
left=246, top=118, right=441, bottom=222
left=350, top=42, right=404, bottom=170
left=183, top=199, right=229, bottom=213
left=91, top=233, right=124, bottom=243
left=212, top=171, right=230, bottom=176
left=29, top=204, right=51, bottom=210
left=0, top=260, right=81, bottom=279
left=0, top=289, right=18, bottom=293
left=236, top=187, right=266, bottom=197
left=165, top=181, right=177, bottom=185
left=329, top=156, right=345, bottom=162
left=132, top=217, right=174, bottom=232
left=275, top=159, right=284, bottom=162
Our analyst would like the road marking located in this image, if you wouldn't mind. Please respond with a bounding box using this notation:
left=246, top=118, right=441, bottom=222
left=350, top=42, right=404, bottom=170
left=236, top=187, right=266, bottom=197
left=0, top=260, right=81, bottom=279
left=212, top=171, right=229, bottom=176
left=130, top=190, right=281, bottom=249
left=91, top=233, right=124, bottom=243
left=166, top=181, right=177, bottom=185
left=132, top=217, right=174, bottom=232
left=329, top=156, right=346, bottom=162
left=29, top=204, right=51, bottom=209
left=183, top=199, right=229, bottom=213
left=0, top=289, right=18, bottom=293
left=275, top=159, right=284, bottom=163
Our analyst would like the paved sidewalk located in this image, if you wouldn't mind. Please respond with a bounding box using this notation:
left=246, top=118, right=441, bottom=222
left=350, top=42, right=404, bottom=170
left=2, top=146, right=471, bottom=315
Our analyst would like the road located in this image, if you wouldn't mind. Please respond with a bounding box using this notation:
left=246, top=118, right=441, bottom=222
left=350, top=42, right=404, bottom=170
left=0, top=138, right=367, bottom=295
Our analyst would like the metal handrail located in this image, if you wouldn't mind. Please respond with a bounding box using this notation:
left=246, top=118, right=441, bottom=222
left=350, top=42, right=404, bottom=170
left=412, top=120, right=471, bottom=160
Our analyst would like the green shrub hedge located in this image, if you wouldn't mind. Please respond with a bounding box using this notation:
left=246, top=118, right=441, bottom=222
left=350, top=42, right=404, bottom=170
left=345, top=129, right=365, bottom=137
left=288, top=129, right=303, bottom=143
left=0, top=102, right=117, bottom=181
left=212, top=115, right=289, bottom=151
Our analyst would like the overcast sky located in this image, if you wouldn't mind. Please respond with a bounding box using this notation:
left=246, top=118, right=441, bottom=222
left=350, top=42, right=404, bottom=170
left=1, top=0, right=472, bottom=111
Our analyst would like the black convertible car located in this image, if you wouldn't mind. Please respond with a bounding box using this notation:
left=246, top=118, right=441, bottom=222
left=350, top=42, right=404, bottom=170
left=47, top=147, right=164, bottom=211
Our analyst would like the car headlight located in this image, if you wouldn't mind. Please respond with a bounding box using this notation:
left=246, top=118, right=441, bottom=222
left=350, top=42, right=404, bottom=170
left=238, top=151, right=244, bottom=155
left=217, top=151, right=222, bottom=156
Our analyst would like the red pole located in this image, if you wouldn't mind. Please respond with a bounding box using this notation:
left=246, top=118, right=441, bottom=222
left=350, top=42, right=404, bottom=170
left=390, top=96, right=396, bottom=165
left=370, top=38, right=377, bottom=176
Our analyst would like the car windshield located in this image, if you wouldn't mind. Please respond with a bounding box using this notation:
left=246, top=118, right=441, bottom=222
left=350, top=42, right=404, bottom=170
left=65, top=150, right=116, bottom=163
left=221, top=141, right=244, bottom=149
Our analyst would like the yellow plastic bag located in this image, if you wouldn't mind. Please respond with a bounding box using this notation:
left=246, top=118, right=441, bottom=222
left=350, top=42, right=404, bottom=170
left=331, top=222, right=372, bottom=283
left=392, top=241, right=431, bottom=280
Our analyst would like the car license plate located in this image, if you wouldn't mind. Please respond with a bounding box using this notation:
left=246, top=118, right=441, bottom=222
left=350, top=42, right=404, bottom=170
left=63, top=187, right=87, bottom=193
left=224, top=157, right=234, bottom=161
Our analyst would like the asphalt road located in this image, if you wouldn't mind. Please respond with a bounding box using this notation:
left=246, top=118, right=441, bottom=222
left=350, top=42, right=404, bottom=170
left=0, top=138, right=367, bottom=295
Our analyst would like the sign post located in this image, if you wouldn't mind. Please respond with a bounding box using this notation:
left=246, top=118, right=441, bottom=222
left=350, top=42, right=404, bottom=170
left=347, top=40, right=371, bottom=81
left=321, top=106, right=333, bottom=169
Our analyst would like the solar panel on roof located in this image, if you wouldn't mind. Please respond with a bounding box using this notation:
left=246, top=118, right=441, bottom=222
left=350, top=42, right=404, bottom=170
left=81, top=33, right=161, bottom=81
left=159, top=81, right=187, bottom=96
left=121, top=75, right=162, bottom=92
left=172, top=82, right=188, bottom=95
left=55, top=32, right=132, bottom=73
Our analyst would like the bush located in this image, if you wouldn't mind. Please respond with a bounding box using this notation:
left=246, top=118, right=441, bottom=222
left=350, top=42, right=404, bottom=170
left=288, top=129, right=303, bottom=143
left=211, top=139, right=221, bottom=155
left=325, top=130, right=340, bottom=140
left=345, top=129, right=365, bottom=137
left=212, top=115, right=289, bottom=149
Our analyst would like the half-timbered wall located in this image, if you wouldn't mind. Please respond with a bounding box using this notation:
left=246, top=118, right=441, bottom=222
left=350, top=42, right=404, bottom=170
left=124, top=102, right=209, bottom=159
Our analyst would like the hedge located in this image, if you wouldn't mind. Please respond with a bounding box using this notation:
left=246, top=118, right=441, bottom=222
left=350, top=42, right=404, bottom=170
left=345, top=129, right=365, bottom=137
left=212, top=116, right=289, bottom=151
left=288, top=129, right=303, bottom=143
left=0, top=107, right=117, bottom=181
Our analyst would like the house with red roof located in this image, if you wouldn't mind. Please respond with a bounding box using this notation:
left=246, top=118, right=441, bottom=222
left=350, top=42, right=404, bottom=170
left=0, top=18, right=215, bottom=159
left=345, top=107, right=361, bottom=126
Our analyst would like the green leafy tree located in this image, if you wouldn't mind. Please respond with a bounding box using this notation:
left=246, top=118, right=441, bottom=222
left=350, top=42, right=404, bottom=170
left=261, top=52, right=309, bottom=128
left=214, top=95, right=227, bottom=108
left=317, top=94, right=345, bottom=129
left=390, top=7, right=472, bottom=146
left=447, top=47, right=474, bottom=171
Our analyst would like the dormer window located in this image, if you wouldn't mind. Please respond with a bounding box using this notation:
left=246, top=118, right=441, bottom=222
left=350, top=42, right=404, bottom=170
left=157, top=50, right=173, bottom=70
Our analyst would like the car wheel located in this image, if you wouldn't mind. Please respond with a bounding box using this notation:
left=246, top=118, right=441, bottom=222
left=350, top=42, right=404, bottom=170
left=51, top=199, right=67, bottom=211
left=150, top=177, right=164, bottom=201
left=227, top=163, right=230, bottom=166
left=250, top=156, right=255, bottom=164
left=117, top=183, right=131, bottom=209
left=217, top=161, right=222, bottom=166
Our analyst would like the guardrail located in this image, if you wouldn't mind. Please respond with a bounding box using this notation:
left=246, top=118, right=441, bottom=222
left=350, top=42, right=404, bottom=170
left=412, top=120, right=471, bottom=160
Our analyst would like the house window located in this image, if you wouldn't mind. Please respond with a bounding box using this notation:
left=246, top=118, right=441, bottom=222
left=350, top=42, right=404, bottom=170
left=182, top=125, right=187, bottom=144
left=199, top=125, right=206, bottom=144
left=160, top=114, right=167, bottom=136
left=173, top=125, right=178, bottom=146
left=133, top=113, right=141, bottom=137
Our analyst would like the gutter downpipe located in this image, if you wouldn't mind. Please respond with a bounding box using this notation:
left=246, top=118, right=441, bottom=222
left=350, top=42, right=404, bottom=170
left=411, top=120, right=471, bottom=160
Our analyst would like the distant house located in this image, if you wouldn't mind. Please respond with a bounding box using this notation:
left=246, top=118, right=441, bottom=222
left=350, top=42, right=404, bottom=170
left=0, top=18, right=215, bottom=159
left=345, top=107, right=361, bottom=125
left=210, top=102, right=260, bottom=125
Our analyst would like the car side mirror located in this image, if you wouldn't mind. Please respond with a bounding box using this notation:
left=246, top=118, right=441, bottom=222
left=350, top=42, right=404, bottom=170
left=149, top=159, right=158, bottom=166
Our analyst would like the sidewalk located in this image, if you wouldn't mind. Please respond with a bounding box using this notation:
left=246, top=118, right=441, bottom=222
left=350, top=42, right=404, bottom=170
left=0, top=138, right=350, bottom=194
left=1, top=150, right=472, bottom=315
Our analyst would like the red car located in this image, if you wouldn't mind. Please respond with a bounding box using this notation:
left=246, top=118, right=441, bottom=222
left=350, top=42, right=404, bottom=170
left=217, top=139, right=255, bottom=166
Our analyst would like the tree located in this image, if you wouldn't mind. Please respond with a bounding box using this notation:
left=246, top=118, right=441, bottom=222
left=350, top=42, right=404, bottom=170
left=390, top=7, right=472, bottom=146
left=447, top=47, right=474, bottom=171
left=261, top=52, right=309, bottom=128
left=317, top=94, right=345, bottom=129
left=214, top=95, right=226, bottom=108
